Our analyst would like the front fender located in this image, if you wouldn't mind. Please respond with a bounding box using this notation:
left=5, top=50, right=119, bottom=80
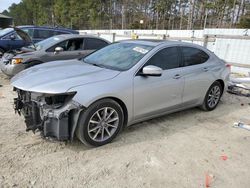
left=68, top=76, right=134, bottom=123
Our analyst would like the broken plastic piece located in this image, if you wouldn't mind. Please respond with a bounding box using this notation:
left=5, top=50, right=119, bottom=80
left=220, top=155, right=228, bottom=161
left=205, top=173, right=214, bottom=188
left=233, top=122, right=250, bottom=131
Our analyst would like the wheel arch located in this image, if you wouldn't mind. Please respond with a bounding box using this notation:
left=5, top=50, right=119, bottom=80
left=70, top=96, right=128, bottom=140
left=90, top=96, right=128, bottom=127
left=215, top=79, right=225, bottom=94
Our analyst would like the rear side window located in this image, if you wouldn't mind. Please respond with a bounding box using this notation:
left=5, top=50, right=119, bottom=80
left=33, top=29, right=54, bottom=39
left=84, top=38, right=108, bottom=50
left=145, top=47, right=180, bottom=70
left=181, top=47, right=209, bottom=66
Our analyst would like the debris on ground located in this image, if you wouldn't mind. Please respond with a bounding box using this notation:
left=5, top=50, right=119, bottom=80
left=220, top=155, right=228, bottom=161
left=228, top=74, right=250, bottom=97
left=205, top=173, right=215, bottom=188
left=233, top=122, right=250, bottom=131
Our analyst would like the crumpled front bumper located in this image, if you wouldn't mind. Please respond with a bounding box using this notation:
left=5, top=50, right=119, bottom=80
left=14, top=89, right=84, bottom=140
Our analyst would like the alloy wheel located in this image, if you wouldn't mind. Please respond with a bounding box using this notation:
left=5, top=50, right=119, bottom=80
left=207, top=85, right=221, bottom=108
left=87, top=107, right=119, bottom=142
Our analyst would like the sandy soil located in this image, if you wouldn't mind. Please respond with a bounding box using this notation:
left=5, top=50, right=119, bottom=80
left=0, top=72, right=250, bottom=188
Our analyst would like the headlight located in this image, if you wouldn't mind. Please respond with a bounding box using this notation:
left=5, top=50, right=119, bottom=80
left=11, top=58, right=23, bottom=64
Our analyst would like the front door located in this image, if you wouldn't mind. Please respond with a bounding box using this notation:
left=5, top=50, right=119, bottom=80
left=133, top=47, right=184, bottom=120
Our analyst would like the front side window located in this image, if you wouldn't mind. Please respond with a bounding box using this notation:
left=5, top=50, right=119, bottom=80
left=3, top=32, right=22, bottom=40
left=181, top=47, right=209, bottom=66
left=47, top=38, right=84, bottom=52
left=83, top=42, right=153, bottom=71
left=84, top=38, right=109, bottom=50
left=35, top=36, right=62, bottom=50
left=145, top=47, right=180, bottom=70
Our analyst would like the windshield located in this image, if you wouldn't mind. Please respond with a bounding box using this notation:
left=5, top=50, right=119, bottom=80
left=83, top=42, right=153, bottom=71
left=0, top=28, right=13, bottom=37
left=34, top=36, right=61, bottom=50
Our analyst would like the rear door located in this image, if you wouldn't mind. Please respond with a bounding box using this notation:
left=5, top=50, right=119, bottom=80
left=180, top=46, right=214, bottom=105
left=133, top=46, right=184, bottom=120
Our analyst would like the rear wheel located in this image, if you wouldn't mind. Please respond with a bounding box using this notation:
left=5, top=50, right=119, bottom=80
left=201, top=81, right=223, bottom=111
left=76, top=99, right=124, bottom=147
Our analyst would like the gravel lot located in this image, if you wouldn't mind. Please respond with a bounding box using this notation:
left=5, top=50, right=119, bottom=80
left=0, top=72, right=250, bottom=188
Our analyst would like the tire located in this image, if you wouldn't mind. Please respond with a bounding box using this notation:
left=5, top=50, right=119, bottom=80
left=0, top=48, right=5, bottom=58
left=76, top=99, right=124, bottom=147
left=201, top=81, right=223, bottom=111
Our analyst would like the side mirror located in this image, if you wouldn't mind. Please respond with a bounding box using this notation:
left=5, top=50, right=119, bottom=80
left=10, top=34, right=16, bottom=40
left=54, top=47, right=64, bottom=54
left=141, top=65, right=163, bottom=77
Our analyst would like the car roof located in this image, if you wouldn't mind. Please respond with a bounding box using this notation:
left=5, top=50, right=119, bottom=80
left=50, top=34, right=110, bottom=43
left=17, top=25, right=78, bottom=33
left=119, top=39, right=207, bottom=49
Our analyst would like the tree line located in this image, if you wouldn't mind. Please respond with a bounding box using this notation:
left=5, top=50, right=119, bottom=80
left=2, top=0, right=250, bottom=30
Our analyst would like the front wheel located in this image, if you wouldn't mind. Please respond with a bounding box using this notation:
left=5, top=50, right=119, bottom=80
left=201, top=81, right=223, bottom=111
left=76, top=99, right=124, bottom=147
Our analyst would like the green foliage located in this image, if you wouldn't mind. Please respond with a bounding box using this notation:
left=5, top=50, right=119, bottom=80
left=2, top=0, right=250, bottom=29
left=238, top=15, right=250, bottom=28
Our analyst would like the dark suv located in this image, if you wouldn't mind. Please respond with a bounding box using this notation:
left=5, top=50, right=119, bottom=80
left=0, top=25, right=78, bottom=56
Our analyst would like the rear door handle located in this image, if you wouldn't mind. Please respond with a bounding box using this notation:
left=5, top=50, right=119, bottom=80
left=173, top=74, right=181, bottom=79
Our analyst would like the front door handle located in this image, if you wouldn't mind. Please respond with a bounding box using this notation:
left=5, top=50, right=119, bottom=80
left=173, top=74, right=181, bottom=79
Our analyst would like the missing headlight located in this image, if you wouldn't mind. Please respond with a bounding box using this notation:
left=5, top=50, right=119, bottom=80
left=44, top=92, right=76, bottom=107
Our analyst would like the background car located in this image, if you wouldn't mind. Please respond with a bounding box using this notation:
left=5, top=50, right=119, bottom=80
left=11, top=40, right=230, bottom=147
left=0, top=25, right=78, bottom=57
left=0, top=34, right=110, bottom=76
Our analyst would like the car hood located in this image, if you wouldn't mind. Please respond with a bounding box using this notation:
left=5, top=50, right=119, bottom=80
left=11, top=59, right=120, bottom=93
left=14, top=27, right=32, bottom=43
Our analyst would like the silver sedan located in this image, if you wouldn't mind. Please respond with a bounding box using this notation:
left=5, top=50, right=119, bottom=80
left=11, top=40, right=230, bottom=147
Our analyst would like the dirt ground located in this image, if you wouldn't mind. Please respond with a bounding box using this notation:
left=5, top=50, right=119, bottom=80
left=0, top=72, right=250, bottom=188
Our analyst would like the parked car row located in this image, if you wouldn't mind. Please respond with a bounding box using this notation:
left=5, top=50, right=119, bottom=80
left=0, top=26, right=230, bottom=147
left=0, top=33, right=109, bottom=76
left=0, top=25, right=78, bottom=57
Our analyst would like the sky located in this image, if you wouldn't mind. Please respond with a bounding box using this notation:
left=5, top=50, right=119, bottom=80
left=0, top=0, right=21, bottom=13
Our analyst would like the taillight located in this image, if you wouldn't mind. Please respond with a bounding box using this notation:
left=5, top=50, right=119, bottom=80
left=226, top=64, right=231, bottom=72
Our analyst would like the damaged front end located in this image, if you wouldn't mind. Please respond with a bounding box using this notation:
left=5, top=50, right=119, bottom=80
left=13, top=88, right=83, bottom=140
